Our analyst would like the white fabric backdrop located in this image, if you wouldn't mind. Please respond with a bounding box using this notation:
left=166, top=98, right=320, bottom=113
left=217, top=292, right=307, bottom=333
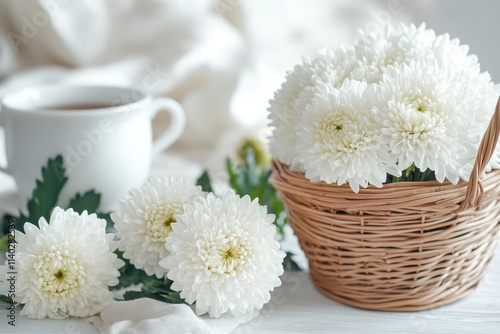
left=0, top=0, right=402, bottom=171
left=1, top=0, right=498, bottom=172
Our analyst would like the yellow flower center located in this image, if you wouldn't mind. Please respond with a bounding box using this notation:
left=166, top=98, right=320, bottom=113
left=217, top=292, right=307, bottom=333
left=198, top=231, right=251, bottom=276
left=33, top=247, right=85, bottom=297
left=54, top=269, right=66, bottom=281
left=324, top=118, right=343, bottom=132
left=145, top=203, right=183, bottom=243
left=219, top=246, right=244, bottom=271
left=163, top=214, right=176, bottom=227
left=408, top=95, right=435, bottom=114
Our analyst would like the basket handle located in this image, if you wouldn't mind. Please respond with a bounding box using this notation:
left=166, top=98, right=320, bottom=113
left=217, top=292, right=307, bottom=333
left=461, top=96, right=500, bottom=210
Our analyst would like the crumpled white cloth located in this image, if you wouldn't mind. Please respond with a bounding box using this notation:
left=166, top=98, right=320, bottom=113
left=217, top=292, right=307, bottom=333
left=0, top=0, right=249, bottom=162
left=0, top=0, right=388, bottom=171
left=89, top=298, right=258, bottom=334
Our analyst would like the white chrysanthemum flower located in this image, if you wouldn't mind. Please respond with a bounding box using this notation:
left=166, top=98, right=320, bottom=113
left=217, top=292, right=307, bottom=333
left=488, top=85, right=500, bottom=168
left=373, top=60, right=480, bottom=183
left=13, top=207, right=123, bottom=319
left=269, top=21, right=498, bottom=189
left=431, top=32, right=479, bottom=75
left=353, top=23, right=436, bottom=83
left=471, top=72, right=498, bottom=127
left=268, top=46, right=357, bottom=172
left=296, top=80, right=394, bottom=192
left=160, top=189, right=285, bottom=318
left=310, top=46, right=359, bottom=88
left=111, top=177, right=204, bottom=278
left=268, top=61, right=315, bottom=172
left=471, top=76, right=500, bottom=172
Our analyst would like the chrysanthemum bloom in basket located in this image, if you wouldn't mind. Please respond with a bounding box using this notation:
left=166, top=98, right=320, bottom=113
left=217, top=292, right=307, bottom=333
left=3, top=207, right=123, bottom=319
left=160, top=189, right=286, bottom=318
left=269, top=22, right=500, bottom=191
left=268, top=21, right=500, bottom=312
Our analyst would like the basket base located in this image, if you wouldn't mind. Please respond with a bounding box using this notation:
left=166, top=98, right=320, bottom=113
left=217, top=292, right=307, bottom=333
left=309, top=270, right=486, bottom=312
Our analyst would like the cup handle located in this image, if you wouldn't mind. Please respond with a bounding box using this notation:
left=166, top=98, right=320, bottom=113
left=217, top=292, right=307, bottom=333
left=0, top=108, right=10, bottom=175
left=149, top=97, right=186, bottom=156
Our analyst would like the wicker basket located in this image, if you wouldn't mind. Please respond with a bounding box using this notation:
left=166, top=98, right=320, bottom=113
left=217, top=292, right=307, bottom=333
left=270, top=98, right=500, bottom=311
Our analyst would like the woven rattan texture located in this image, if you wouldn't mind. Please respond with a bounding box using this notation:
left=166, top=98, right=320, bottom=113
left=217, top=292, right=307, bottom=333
left=271, top=161, right=500, bottom=311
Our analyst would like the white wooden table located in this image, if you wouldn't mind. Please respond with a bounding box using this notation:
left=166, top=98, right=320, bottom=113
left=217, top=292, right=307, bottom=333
left=1, top=244, right=499, bottom=334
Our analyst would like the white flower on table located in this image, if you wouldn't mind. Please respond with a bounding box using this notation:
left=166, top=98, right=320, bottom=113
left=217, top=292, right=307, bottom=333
left=111, top=176, right=204, bottom=278
left=12, top=207, right=123, bottom=319
left=160, top=189, right=285, bottom=318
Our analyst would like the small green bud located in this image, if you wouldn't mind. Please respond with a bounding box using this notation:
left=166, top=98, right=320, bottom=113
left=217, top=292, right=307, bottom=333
left=237, top=138, right=271, bottom=167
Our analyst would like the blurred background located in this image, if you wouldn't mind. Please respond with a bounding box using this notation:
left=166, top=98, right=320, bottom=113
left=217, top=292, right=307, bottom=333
left=0, top=0, right=499, bottom=175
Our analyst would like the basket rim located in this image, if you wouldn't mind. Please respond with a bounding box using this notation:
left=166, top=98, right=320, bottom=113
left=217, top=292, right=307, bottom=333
left=271, top=159, right=500, bottom=193
left=270, top=160, right=500, bottom=213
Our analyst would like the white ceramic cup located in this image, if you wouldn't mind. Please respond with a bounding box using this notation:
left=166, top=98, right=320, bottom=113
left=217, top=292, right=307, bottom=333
left=0, top=85, right=185, bottom=211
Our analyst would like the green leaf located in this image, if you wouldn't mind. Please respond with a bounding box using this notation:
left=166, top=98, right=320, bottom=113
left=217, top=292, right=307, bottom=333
left=0, top=234, right=8, bottom=253
left=1, top=214, right=11, bottom=234
left=119, top=272, right=186, bottom=304
left=283, top=252, right=301, bottom=271
left=110, top=250, right=146, bottom=290
left=124, top=278, right=186, bottom=304
left=157, top=291, right=185, bottom=304
left=2, top=155, right=111, bottom=234
left=226, top=149, right=261, bottom=198
left=242, top=148, right=258, bottom=191
left=97, top=212, right=115, bottom=232
left=122, top=291, right=150, bottom=301
left=68, top=190, right=101, bottom=214
left=111, top=250, right=186, bottom=304
left=16, top=155, right=67, bottom=232
left=196, top=170, right=214, bottom=193
left=226, top=158, right=240, bottom=194
left=0, top=294, right=13, bottom=304
left=388, top=164, right=436, bottom=184
left=273, top=211, right=288, bottom=237
left=122, top=290, right=185, bottom=304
